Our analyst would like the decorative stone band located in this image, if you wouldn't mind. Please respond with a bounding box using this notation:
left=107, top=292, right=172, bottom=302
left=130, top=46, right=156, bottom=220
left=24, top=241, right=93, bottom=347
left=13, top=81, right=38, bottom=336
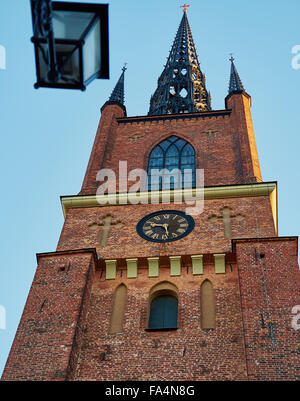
left=147, top=257, right=159, bottom=277
left=191, top=255, right=204, bottom=275
left=214, top=254, right=226, bottom=274
left=169, top=256, right=181, bottom=276
left=126, top=258, right=138, bottom=278
left=61, top=182, right=278, bottom=234
left=104, top=254, right=226, bottom=280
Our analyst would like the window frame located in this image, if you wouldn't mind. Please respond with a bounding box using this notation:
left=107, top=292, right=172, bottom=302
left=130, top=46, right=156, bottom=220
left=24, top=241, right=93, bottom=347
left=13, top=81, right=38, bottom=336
left=147, top=136, right=196, bottom=191
left=146, top=283, right=179, bottom=332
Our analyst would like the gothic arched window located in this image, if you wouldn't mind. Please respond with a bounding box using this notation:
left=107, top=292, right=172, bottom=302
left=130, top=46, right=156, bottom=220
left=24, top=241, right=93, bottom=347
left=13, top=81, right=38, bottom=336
left=147, top=136, right=196, bottom=190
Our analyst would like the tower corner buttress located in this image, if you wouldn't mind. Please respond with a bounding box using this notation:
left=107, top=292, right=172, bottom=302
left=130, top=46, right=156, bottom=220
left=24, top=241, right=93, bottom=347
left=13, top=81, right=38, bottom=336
left=225, top=57, right=262, bottom=184
left=80, top=67, right=128, bottom=196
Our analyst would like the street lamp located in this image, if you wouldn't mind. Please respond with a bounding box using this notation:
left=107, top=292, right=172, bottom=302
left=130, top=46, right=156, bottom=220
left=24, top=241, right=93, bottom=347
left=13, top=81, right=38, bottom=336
left=30, top=0, right=109, bottom=90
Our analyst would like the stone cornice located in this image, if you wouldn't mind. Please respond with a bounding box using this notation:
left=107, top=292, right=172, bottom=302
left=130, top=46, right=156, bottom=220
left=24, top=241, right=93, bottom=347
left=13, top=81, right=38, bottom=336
left=232, top=236, right=298, bottom=256
left=116, top=109, right=232, bottom=125
left=36, top=248, right=98, bottom=263
left=61, top=181, right=278, bottom=233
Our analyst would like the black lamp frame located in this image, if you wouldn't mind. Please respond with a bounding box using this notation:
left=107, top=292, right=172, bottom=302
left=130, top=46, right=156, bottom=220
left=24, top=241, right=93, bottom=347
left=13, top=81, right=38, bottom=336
left=30, top=0, right=109, bottom=90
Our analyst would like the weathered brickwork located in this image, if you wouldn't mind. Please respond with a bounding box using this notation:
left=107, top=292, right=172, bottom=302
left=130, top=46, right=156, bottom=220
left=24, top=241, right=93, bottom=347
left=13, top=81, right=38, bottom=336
left=226, top=93, right=262, bottom=184
left=69, top=261, right=248, bottom=381
left=2, top=87, right=299, bottom=381
left=57, top=196, right=276, bottom=260
left=1, top=250, right=97, bottom=381
left=235, top=238, right=300, bottom=381
left=80, top=93, right=262, bottom=195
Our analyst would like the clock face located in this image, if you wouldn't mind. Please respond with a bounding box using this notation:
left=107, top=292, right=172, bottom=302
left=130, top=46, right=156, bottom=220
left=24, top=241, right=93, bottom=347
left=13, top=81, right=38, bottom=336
left=136, top=210, right=195, bottom=243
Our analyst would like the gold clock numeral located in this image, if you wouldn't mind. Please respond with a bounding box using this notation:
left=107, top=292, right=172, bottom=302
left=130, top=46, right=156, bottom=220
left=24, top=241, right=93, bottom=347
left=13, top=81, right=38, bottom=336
left=152, top=233, right=159, bottom=239
left=178, top=218, right=186, bottom=223
left=177, top=228, right=186, bottom=234
left=154, top=216, right=161, bottom=221
left=163, top=214, right=170, bottom=219
left=145, top=230, right=153, bottom=236
left=162, top=234, right=168, bottom=240
left=172, top=232, right=179, bottom=238
left=180, top=223, right=188, bottom=228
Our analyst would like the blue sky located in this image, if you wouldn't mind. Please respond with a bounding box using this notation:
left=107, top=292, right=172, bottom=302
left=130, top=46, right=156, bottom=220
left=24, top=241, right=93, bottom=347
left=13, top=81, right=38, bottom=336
left=0, top=0, right=299, bottom=376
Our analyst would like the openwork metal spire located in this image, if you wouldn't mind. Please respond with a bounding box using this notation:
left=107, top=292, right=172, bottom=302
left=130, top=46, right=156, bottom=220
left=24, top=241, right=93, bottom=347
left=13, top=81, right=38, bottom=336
left=108, top=64, right=127, bottom=105
left=148, top=8, right=211, bottom=116
left=228, top=56, right=245, bottom=94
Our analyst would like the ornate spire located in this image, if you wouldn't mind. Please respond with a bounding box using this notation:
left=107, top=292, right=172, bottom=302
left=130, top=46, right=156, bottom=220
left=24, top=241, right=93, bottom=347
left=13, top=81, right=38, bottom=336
left=228, top=55, right=245, bottom=94
left=108, top=64, right=127, bottom=105
left=148, top=8, right=211, bottom=116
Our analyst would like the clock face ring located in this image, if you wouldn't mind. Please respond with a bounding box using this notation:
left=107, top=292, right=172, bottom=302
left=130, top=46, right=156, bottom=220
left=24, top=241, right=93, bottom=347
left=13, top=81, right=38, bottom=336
left=136, top=210, right=195, bottom=243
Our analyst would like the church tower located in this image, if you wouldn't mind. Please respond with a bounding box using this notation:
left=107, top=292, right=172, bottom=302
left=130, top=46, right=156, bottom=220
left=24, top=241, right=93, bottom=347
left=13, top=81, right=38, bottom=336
left=2, top=8, right=299, bottom=381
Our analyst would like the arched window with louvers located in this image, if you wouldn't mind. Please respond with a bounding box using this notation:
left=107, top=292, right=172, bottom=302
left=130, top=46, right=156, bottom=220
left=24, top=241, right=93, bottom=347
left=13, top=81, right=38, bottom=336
left=147, top=135, right=196, bottom=191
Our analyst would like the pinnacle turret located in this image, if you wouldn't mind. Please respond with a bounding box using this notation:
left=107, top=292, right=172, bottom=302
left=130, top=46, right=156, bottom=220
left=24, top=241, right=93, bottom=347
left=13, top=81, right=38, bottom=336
left=108, top=64, right=127, bottom=105
left=228, top=56, right=245, bottom=94
left=148, top=10, right=211, bottom=116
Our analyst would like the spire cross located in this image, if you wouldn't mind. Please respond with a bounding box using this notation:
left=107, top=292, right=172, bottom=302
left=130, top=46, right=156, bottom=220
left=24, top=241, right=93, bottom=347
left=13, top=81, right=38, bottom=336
left=180, top=3, right=190, bottom=13
left=122, top=62, right=127, bottom=72
left=229, top=53, right=234, bottom=62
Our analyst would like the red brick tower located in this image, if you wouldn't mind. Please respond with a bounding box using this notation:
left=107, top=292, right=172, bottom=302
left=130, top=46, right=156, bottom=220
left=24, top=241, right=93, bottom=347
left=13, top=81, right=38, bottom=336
left=2, top=10, right=299, bottom=381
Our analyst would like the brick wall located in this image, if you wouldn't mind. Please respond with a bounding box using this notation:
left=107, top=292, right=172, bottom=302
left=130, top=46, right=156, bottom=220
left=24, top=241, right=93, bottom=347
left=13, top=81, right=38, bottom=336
left=2, top=91, right=298, bottom=382
left=235, top=237, right=300, bottom=380
left=57, top=196, right=276, bottom=260
left=80, top=92, right=262, bottom=195
left=1, top=250, right=96, bottom=381
left=70, top=261, right=248, bottom=381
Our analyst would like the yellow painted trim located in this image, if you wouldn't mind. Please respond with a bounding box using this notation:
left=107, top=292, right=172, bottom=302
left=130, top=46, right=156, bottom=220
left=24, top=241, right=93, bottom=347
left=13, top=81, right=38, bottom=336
left=105, top=260, right=117, bottom=280
left=191, top=255, right=204, bottom=275
left=170, top=256, right=181, bottom=276
left=61, top=182, right=278, bottom=233
left=126, top=258, right=138, bottom=279
left=269, top=184, right=278, bottom=235
left=147, top=257, right=159, bottom=277
left=214, top=254, right=226, bottom=274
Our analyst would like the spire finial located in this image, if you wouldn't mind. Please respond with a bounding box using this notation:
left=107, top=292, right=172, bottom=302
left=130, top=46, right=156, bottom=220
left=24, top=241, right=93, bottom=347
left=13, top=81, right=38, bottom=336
left=229, top=53, right=234, bottom=62
left=180, top=3, right=190, bottom=13
left=122, top=62, right=128, bottom=72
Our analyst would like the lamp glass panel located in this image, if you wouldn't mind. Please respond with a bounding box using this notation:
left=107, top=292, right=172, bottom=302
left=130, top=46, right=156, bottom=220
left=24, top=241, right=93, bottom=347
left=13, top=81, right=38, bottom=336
left=37, top=42, right=80, bottom=84
left=52, top=11, right=96, bottom=40
left=83, top=18, right=101, bottom=81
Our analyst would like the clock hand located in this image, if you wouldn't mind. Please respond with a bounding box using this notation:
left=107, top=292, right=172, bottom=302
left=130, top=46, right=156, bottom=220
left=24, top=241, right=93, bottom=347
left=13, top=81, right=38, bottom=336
left=150, top=223, right=169, bottom=236
left=162, top=224, right=169, bottom=236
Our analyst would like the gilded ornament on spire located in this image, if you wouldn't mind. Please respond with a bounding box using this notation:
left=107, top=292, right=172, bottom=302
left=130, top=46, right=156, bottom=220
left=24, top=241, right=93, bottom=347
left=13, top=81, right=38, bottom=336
left=180, top=3, right=190, bottom=13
